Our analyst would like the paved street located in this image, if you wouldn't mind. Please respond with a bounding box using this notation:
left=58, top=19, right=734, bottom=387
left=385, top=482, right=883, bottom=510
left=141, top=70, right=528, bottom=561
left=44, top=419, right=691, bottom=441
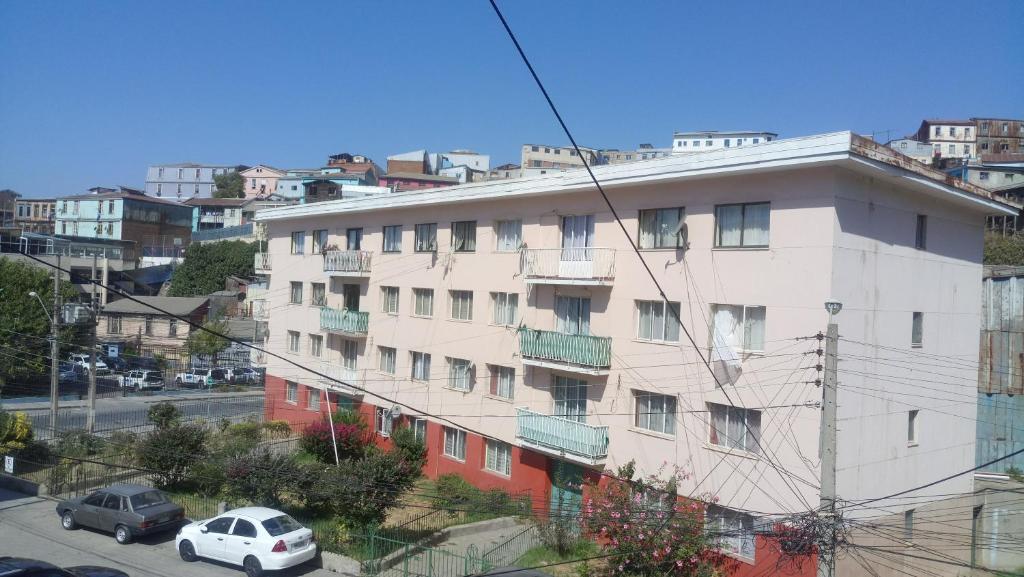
left=0, top=488, right=334, bottom=577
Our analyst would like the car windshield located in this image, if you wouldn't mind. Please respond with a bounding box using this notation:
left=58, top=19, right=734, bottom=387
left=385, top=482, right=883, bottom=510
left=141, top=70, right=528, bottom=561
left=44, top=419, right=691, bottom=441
left=262, top=514, right=303, bottom=536
left=129, top=490, right=168, bottom=510
left=145, top=374, right=162, bottom=381
left=195, top=369, right=209, bottom=376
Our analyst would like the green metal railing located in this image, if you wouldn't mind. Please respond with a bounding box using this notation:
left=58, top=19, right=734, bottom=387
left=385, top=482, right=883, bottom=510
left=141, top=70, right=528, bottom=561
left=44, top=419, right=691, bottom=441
left=516, top=407, right=609, bottom=460
left=518, top=328, right=611, bottom=369
left=320, top=307, right=369, bottom=335
left=480, top=525, right=540, bottom=569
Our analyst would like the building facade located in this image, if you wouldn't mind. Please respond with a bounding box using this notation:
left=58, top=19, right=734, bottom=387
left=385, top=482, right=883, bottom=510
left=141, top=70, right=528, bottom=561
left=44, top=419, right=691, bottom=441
left=97, top=296, right=209, bottom=353
left=55, top=188, right=193, bottom=251
left=520, top=144, right=601, bottom=170
left=974, top=117, right=1024, bottom=156
left=145, top=163, right=238, bottom=199
left=378, top=172, right=458, bottom=192
left=600, top=144, right=672, bottom=164
left=671, top=131, right=777, bottom=153
left=0, top=189, right=18, bottom=228
left=183, top=197, right=248, bottom=231
left=913, top=119, right=976, bottom=160
left=239, top=165, right=285, bottom=199
left=14, top=197, right=56, bottom=234
left=885, top=138, right=935, bottom=165
left=254, top=132, right=1014, bottom=575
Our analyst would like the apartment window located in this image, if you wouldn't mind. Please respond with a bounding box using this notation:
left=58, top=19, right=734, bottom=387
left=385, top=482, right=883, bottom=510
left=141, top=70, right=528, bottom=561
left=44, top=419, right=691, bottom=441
left=724, top=139, right=731, bottom=147
left=1001, top=143, right=1009, bottom=152
left=635, top=392, right=676, bottom=435
left=636, top=300, right=681, bottom=342
left=715, top=203, right=769, bottom=248
left=692, top=140, right=700, bottom=147
left=106, top=200, right=114, bottom=214
left=342, top=228, right=362, bottom=251
left=312, top=229, right=328, bottom=254
left=708, top=403, right=761, bottom=454
left=1002, top=122, right=1009, bottom=134
left=290, top=231, right=306, bottom=254
left=531, top=146, right=539, bottom=152
left=488, top=365, right=515, bottom=400
left=915, top=214, right=927, bottom=249
left=311, top=282, right=326, bottom=307
left=449, top=290, right=473, bottom=321
left=964, top=145, right=971, bottom=156
left=194, top=168, right=201, bottom=180
left=912, top=312, right=923, bottom=348
left=381, top=286, right=399, bottom=314
left=950, top=127, right=958, bottom=137
left=287, top=331, right=300, bottom=353
left=414, top=223, right=437, bottom=252
left=443, top=427, right=467, bottom=461
left=107, top=316, right=122, bottom=334
left=531, top=160, right=541, bottom=167
left=706, top=506, right=755, bottom=559
left=193, top=184, right=199, bottom=195
left=638, top=207, right=685, bottom=249
left=485, top=439, right=512, bottom=476
left=705, top=140, right=713, bottom=146
left=411, top=351, right=431, bottom=381
left=981, top=121, right=990, bottom=133
left=934, top=126, right=941, bottom=137
left=451, top=221, right=477, bottom=252
left=383, top=225, right=402, bottom=253
left=290, top=282, right=303, bottom=304
left=412, top=418, right=427, bottom=442
left=177, top=168, right=184, bottom=179
left=491, top=292, right=518, bottom=326
left=495, top=219, right=522, bottom=252
left=933, top=144, right=941, bottom=154
left=309, top=334, right=323, bottom=358
left=308, top=386, right=321, bottom=411
left=908, top=410, right=919, bottom=445
left=144, top=317, right=153, bottom=336
left=752, top=138, right=760, bottom=144
left=376, top=407, right=393, bottom=437
left=250, top=178, right=256, bottom=190
left=61, top=222, right=67, bottom=234
left=158, top=167, right=164, bottom=178
left=72, top=200, right=80, bottom=214
left=413, top=288, right=434, bottom=317
left=447, top=357, right=473, bottom=391
left=168, top=319, right=178, bottom=337
left=286, top=381, right=298, bottom=403
left=378, top=346, right=396, bottom=374
left=980, top=171, right=990, bottom=181
left=904, top=510, right=914, bottom=541
left=948, top=144, right=956, bottom=155
left=553, top=376, right=588, bottom=422
left=711, top=304, right=766, bottom=353
left=342, top=339, right=358, bottom=370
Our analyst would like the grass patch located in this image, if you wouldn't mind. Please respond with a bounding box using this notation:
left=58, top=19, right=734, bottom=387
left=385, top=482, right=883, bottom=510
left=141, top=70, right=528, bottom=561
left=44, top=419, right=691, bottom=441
left=516, top=540, right=600, bottom=571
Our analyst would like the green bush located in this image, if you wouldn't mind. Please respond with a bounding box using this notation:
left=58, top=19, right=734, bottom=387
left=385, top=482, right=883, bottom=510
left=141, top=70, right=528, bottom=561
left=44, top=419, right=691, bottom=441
left=147, top=402, right=181, bottom=429
left=54, top=430, right=107, bottom=457
left=0, top=410, right=33, bottom=453
left=262, top=420, right=292, bottom=436
left=389, top=425, right=427, bottom=473
left=189, top=459, right=227, bottom=498
left=224, top=448, right=300, bottom=507
left=137, top=424, right=208, bottom=489
left=333, top=408, right=368, bottom=430
left=305, top=449, right=421, bottom=527
left=433, top=473, right=479, bottom=511
left=299, top=420, right=369, bottom=464
left=985, top=234, right=1024, bottom=266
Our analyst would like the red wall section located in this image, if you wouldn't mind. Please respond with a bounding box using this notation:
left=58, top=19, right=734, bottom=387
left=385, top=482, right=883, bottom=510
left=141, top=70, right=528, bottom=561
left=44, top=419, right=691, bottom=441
left=726, top=535, right=816, bottom=577
left=263, top=374, right=332, bottom=430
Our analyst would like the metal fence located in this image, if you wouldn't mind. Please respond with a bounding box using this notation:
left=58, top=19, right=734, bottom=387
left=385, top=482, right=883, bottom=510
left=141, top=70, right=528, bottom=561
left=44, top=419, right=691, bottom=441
left=191, top=223, right=254, bottom=243
left=480, top=525, right=540, bottom=569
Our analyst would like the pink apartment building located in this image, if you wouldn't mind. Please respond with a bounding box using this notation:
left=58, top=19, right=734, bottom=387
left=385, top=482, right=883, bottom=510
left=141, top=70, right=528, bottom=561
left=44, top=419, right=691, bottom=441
left=253, top=132, right=1017, bottom=576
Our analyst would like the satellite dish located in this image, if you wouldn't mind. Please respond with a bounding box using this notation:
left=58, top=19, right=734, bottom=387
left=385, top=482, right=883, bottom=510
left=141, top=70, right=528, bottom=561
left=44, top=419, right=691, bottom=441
left=390, top=405, right=402, bottom=418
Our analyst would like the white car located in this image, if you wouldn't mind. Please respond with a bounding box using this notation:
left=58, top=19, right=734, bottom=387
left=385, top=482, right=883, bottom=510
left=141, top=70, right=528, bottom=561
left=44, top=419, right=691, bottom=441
left=122, top=370, right=164, bottom=391
left=174, top=368, right=210, bottom=388
left=68, top=353, right=110, bottom=375
left=176, top=507, right=316, bottom=577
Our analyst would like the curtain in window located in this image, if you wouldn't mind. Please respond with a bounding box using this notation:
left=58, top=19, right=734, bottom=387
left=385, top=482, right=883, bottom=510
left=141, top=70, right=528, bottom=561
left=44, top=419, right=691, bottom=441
left=496, top=220, right=522, bottom=251
left=639, top=210, right=656, bottom=248
left=556, top=296, right=591, bottom=335
left=653, top=208, right=682, bottom=247
left=744, top=203, right=770, bottom=246
left=713, top=305, right=742, bottom=348
left=744, top=409, right=761, bottom=455
left=743, top=306, right=766, bottom=352
left=553, top=376, right=587, bottom=422
left=343, top=340, right=357, bottom=370
left=716, top=205, right=743, bottom=246
left=561, top=215, right=594, bottom=261
left=665, top=302, right=680, bottom=342
left=710, top=404, right=727, bottom=446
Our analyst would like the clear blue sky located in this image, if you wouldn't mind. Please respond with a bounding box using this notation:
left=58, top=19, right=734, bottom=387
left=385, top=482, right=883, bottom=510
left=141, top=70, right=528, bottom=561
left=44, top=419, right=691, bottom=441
left=1, top=0, right=1022, bottom=198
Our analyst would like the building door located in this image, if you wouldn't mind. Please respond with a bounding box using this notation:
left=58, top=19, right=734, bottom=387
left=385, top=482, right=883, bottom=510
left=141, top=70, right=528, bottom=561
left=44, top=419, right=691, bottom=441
left=555, top=296, right=591, bottom=335
left=549, top=461, right=584, bottom=520
left=343, top=284, right=360, bottom=310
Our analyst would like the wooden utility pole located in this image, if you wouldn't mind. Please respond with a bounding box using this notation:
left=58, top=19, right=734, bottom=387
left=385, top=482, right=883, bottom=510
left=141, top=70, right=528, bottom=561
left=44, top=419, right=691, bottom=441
left=48, top=255, right=61, bottom=436
left=86, top=254, right=98, bottom=433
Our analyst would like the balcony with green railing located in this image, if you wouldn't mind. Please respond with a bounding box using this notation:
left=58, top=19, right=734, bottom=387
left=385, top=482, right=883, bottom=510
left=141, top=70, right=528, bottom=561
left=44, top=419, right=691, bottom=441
left=518, top=328, right=612, bottom=375
left=320, top=307, right=369, bottom=337
left=516, top=407, right=609, bottom=464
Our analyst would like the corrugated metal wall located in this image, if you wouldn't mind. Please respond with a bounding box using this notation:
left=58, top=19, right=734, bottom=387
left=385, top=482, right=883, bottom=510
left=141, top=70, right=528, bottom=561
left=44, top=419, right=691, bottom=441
left=977, top=270, right=1024, bottom=471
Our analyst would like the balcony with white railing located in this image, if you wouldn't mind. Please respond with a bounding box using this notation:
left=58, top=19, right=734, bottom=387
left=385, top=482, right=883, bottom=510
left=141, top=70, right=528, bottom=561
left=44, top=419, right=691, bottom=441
left=254, top=252, right=271, bottom=273
left=323, top=250, right=372, bottom=277
left=518, top=328, right=612, bottom=375
left=318, top=362, right=364, bottom=398
left=516, top=407, right=609, bottom=465
left=320, top=307, right=369, bottom=337
left=520, top=247, right=615, bottom=286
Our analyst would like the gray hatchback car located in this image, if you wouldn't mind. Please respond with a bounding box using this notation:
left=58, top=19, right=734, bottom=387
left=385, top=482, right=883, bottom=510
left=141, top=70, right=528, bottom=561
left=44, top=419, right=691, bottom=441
left=56, top=484, right=185, bottom=544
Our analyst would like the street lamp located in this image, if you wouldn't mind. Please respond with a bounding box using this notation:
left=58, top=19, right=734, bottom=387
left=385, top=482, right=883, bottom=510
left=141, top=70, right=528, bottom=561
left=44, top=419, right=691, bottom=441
left=824, top=299, right=843, bottom=321
left=28, top=291, right=53, bottom=324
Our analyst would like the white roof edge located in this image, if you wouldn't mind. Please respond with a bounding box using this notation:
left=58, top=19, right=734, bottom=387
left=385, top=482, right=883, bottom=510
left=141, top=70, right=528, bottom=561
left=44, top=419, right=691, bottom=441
left=254, top=131, right=1012, bottom=222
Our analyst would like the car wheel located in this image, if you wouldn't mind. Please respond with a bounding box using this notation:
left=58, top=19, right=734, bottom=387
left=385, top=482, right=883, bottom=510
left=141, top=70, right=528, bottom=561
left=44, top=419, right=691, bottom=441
left=61, top=511, right=77, bottom=530
left=243, top=555, right=263, bottom=577
left=114, top=524, right=132, bottom=544
left=179, top=540, right=198, bottom=562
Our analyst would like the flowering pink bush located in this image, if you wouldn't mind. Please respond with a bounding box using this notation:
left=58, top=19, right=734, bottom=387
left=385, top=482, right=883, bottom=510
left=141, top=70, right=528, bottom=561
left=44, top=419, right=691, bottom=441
left=300, top=420, right=369, bottom=463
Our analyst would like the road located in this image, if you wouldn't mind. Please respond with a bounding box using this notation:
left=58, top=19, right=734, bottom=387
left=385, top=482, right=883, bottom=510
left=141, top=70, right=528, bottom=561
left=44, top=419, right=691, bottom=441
left=7, top=391, right=265, bottom=440
left=0, top=488, right=335, bottom=577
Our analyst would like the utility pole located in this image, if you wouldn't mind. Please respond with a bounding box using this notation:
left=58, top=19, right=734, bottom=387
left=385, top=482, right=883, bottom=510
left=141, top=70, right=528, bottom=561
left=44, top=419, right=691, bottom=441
left=818, top=307, right=840, bottom=577
left=49, top=255, right=61, bottom=437
left=86, top=254, right=98, bottom=433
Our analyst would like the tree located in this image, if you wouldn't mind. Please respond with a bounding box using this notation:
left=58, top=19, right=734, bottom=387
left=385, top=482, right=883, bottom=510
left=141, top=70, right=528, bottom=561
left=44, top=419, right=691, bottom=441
left=0, top=258, right=77, bottom=391
left=167, top=241, right=257, bottom=297
left=224, top=448, right=301, bottom=507
left=213, top=171, right=245, bottom=199
left=304, top=448, right=422, bottom=527
left=0, top=409, right=33, bottom=452
left=185, top=318, right=230, bottom=365
left=984, top=233, right=1024, bottom=266
left=147, top=401, right=181, bottom=429
left=136, top=424, right=208, bottom=489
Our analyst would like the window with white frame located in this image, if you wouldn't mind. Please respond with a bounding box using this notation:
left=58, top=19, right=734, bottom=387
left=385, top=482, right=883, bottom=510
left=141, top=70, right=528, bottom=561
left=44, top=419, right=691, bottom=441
left=412, top=418, right=427, bottom=442
left=904, top=510, right=914, bottom=541
left=451, top=221, right=477, bottom=252
left=708, top=403, right=761, bottom=454
left=309, top=334, right=323, bottom=358
left=552, top=375, right=588, bottom=422
left=107, top=316, right=122, bottom=334
left=290, top=282, right=303, bottom=304
left=488, top=365, right=515, bottom=400
left=383, top=225, right=402, bottom=252
left=311, top=282, right=326, bottom=306
left=636, top=300, right=681, bottom=343
left=912, top=312, right=923, bottom=347
left=411, top=351, right=431, bottom=381
left=495, top=219, right=522, bottom=252
left=378, top=346, right=396, bottom=374
left=450, top=290, right=473, bottom=321
left=447, top=358, right=473, bottom=391
left=312, top=229, right=328, bottom=254
left=286, top=381, right=298, bottom=403
left=413, top=288, right=434, bottom=317
left=376, top=407, right=393, bottom=437
left=714, top=203, right=770, bottom=248
left=711, top=304, right=766, bottom=353
left=634, top=391, right=676, bottom=435
left=638, top=208, right=685, bottom=249
left=144, top=317, right=153, bottom=336
left=168, top=319, right=178, bottom=337
left=908, top=409, right=919, bottom=445
left=290, top=231, right=305, bottom=254
left=443, top=427, right=467, bottom=460
left=287, top=331, right=300, bottom=353
left=414, top=223, right=437, bottom=252
left=308, top=386, right=321, bottom=411
left=342, top=339, right=358, bottom=370
left=485, top=439, right=512, bottom=476
left=706, top=505, right=755, bottom=559
left=491, top=292, right=518, bottom=326
left=381, top=286, right=399, bottom=314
